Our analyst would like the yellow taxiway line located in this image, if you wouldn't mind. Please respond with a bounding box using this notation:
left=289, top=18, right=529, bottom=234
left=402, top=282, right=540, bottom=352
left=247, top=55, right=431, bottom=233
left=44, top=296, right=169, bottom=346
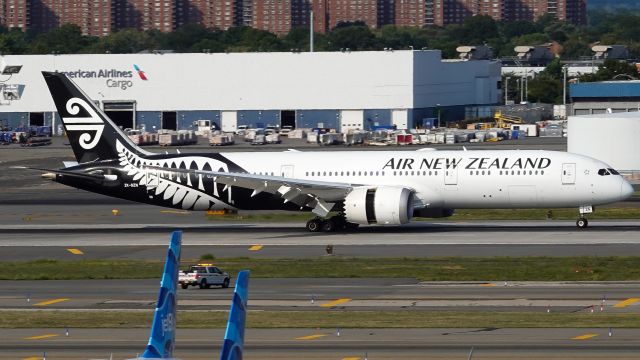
left=24, top=334, right=59, bottom=340
left=34, top=298, right=69, bottom=306
left=295, top=334, right=328, bottom=340
left=571, top=333, right=599, bottom=340
left=321, top=298, right=352, bottom=308
left=614, top=298, right=640, bottom=308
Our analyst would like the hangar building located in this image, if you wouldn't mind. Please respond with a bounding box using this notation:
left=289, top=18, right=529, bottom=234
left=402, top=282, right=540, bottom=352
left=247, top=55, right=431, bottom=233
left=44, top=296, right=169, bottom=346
left=0, top=51, right=501, bottom=132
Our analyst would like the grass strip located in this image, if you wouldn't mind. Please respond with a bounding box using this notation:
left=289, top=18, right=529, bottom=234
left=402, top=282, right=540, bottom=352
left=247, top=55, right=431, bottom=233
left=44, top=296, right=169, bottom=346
left=2, top=257, right=640, bottom=281
left=206, top=206, right=640, bottom=222
left=1, top=310, right=639, bottom=329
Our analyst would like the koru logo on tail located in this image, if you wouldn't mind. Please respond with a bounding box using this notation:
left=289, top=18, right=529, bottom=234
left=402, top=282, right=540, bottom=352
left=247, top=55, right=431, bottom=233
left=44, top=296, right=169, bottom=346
left=62, top=97, right=105, bottom=150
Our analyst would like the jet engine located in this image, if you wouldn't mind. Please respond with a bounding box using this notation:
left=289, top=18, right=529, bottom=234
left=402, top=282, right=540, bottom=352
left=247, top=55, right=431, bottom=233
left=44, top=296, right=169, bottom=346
left=344, top=186, right=415, bottom=225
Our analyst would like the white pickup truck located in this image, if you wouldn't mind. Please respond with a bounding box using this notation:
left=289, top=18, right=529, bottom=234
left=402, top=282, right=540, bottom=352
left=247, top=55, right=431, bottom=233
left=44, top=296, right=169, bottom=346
left=178, top=264, right=230, bottom=289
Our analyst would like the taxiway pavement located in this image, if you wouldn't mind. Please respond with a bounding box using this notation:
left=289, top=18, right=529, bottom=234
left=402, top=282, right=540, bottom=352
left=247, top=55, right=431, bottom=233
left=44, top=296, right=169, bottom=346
left=2, top=328, right=638, bottom=360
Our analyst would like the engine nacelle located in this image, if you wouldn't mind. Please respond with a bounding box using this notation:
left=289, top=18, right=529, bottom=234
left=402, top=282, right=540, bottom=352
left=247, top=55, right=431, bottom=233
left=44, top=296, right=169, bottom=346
left=344, top=186, right=415, bottom=225
left=413, top=208, right=455, bottom=218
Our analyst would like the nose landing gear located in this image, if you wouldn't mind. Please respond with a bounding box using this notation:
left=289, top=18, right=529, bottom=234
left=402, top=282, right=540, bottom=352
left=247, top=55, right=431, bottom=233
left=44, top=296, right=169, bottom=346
left=576, top=217, right=588, bottom=229
left=576, top=205, right=593, bottom=229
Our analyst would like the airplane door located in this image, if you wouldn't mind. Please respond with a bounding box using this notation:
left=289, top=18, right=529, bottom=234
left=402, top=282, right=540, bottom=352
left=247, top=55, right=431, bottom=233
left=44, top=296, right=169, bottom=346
left=562, top=163, right=576, bottom=185
left=281, top=165, right=294, bottom=178
left=444, top=167, right=458, bottom=185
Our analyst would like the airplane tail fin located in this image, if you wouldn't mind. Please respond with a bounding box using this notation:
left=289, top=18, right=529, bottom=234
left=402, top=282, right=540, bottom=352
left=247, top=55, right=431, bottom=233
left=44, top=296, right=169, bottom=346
left=41, top=71, right=149, bottom=164
left=140, top=231, right=182, bottom=359
left=220, top=270, right=250, bottom=360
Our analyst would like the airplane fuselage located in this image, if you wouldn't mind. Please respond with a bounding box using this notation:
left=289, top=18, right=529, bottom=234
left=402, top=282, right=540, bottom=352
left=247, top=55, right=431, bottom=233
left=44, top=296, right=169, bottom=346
left=60, top=146, right=631, bottom=214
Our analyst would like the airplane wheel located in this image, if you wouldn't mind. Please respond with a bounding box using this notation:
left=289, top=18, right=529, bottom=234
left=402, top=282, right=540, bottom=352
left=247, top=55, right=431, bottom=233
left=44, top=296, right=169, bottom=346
left=306, top=218, right=323, bottom=232
left=321, top=219, right=336, bottom=232
left=199, top=279, right=208, bottom=289
left=576, top=218, right=588, bottom=229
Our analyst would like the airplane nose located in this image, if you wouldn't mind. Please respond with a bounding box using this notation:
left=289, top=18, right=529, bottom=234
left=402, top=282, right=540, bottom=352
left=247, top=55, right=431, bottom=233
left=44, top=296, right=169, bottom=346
left=621, top=179, right=634, bottom=199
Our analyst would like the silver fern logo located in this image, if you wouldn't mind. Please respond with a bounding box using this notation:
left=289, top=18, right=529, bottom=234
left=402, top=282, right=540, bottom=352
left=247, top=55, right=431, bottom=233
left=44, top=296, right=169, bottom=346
left=62, top=97, right=104, bottom=150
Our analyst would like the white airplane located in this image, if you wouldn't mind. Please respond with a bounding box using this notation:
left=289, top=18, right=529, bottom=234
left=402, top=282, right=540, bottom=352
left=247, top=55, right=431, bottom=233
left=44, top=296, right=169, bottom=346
left=37, top=71, right=633, bottom=232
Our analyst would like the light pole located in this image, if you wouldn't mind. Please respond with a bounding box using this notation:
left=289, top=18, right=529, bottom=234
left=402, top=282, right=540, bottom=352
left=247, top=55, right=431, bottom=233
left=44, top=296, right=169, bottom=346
left=562, top=65, right=568, bottom=106
left=504, top=76, right=510, bottom=105
left=436, top=103, right=441, bottom=128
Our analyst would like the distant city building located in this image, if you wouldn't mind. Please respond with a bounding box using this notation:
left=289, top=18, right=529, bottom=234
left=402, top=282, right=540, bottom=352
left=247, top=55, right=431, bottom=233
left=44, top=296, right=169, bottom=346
left=0, top=0, right=587, bottom=36
left=177, top=0, right=240, bottom=30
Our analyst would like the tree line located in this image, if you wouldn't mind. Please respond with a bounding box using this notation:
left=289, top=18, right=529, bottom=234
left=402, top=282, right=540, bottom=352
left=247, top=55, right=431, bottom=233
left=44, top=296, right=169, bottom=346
left=1, top=10, right=640, bottom=59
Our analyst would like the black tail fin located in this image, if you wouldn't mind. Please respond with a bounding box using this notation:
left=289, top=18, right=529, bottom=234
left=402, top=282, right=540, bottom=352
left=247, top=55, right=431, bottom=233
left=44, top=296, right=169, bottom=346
left=41, top=71, right=149, bottom=164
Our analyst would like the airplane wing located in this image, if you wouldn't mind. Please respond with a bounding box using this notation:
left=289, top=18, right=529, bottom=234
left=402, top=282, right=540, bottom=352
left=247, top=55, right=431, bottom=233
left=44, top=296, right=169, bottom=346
left=146, top=166, right=357, bottom=216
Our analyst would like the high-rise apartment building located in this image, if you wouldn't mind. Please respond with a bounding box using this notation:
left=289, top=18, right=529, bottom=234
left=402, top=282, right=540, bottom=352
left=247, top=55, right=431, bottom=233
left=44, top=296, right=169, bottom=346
left=0, top=0, right=587, bottom=36
left=115, top=0, right=175, bottom=32
left=176, top=0, right=240, bottom=30
left=0, top=0, right=29, bottom=30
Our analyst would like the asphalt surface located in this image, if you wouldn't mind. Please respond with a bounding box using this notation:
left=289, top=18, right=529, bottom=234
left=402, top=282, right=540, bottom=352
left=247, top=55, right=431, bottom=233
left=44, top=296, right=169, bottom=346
left=2, top=328, right=639, bottom=360
left=2, top=136, right=640, bottom=358
left=1, top=279, right=639, bottom=313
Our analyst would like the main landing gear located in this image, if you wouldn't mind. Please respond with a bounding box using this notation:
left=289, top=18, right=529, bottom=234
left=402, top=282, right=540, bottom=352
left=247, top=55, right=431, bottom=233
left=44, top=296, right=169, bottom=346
left=306, top=215, right=359, bottom=232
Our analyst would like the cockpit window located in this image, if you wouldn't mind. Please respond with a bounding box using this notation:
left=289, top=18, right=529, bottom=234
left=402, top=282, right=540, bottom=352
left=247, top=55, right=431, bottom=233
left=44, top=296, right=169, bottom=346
left=598, top=169, right=611, bottom=176
left=608, top=168, right=620, bottom=175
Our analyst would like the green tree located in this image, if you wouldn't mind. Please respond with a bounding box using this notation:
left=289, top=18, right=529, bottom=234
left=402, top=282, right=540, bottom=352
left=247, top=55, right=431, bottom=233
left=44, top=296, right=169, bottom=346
left=327, top=23, right=378, bottom=51
left=28, top=24, right=97, bottom=54
left=580, top=58, right=639, bottom=82
left=527, top=77, right=562, bottom=103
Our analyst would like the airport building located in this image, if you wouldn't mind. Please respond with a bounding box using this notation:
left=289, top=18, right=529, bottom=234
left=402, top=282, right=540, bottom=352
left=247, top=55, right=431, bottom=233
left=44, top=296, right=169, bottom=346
left=0, top=50, right=501, bottom=132
left=569, top=81, right=640, bottom=116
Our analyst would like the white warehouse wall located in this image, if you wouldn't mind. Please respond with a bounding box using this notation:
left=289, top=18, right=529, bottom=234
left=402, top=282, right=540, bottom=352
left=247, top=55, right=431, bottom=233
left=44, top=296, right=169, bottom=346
left=2, top=50, right=499, bottom=113
left=568, top=112, right=640, bottom=171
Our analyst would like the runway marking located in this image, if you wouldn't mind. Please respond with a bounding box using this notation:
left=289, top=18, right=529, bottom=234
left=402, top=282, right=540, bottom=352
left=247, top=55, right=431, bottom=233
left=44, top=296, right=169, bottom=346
left=160, top=210, right=190, bottom=215
left=571, top=333, right=599, bottom=340
left=342, top=357, right=361, bottom=360
left=614, top=297, right=640, bottom=308
left=66, top=248, right=83, bottom=255
left=23, top=357, right=42, bottom=360
left=24, top=334, right=58, bottom=340
left=34, top=298, right=69, bottom=306
left=248, top=245, right=263, bottom=251
left=295, top=334, right=328, bottom=340
left=321, top=298, right=352, bottom=307
left=480, top=283, right=497, bottom=287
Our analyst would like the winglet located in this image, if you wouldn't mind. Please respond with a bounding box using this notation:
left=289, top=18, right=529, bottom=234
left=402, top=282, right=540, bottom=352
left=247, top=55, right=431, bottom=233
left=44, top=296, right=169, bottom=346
left=220, top=270, right=250, bottom=360
left=140, top=231, right=182, bottom=359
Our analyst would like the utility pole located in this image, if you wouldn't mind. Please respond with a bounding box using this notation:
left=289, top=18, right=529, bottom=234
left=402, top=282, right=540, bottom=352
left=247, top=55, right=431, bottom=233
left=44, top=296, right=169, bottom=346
left=504, top=77, right=510, bottom=105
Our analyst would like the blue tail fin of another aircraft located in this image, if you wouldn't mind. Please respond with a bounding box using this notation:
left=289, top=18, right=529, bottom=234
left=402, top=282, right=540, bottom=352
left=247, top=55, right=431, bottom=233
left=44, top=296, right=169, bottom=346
left=141, top=231, right=182, bottom=359
left=220, top=270, right=250, bottom=360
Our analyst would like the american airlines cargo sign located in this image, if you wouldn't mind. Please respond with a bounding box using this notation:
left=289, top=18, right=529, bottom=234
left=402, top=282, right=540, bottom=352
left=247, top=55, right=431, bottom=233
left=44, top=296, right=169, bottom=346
left=61, top=65, right=147, bottom=90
